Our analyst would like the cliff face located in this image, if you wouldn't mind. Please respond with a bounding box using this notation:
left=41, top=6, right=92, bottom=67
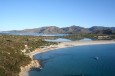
left=19, top=60, right=40, bottom=76
left=29, top=60, right=40, bottom=68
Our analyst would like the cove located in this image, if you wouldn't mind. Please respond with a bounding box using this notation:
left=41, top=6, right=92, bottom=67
left=29, top=44, right=115, bottom=76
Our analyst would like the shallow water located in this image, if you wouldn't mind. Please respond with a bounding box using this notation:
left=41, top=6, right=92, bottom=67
left=44, top=38, right=92, bottom=42
left=45, top=38, right=72, bottom=42
left=29, top=44, right=115, bottom=76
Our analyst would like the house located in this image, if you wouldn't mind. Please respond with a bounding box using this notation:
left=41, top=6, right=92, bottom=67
left=97, top=35, right=111, bottom=40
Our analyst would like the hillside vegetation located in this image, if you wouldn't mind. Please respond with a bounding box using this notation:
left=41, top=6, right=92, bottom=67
left=0, top=35, right=56, bottom=76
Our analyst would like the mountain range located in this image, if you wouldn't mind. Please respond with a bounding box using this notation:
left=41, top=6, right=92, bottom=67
left=1, top=26, right=115, bottom=35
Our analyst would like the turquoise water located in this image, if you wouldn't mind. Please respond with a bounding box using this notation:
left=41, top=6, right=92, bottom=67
left=29, top=44, right=115, bottom=76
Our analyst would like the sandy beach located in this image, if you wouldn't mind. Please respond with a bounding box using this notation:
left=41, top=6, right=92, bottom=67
left=19, top=40, right=115, bottom=76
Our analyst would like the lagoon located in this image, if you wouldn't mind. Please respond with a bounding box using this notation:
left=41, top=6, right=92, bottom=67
left=45, top=38, right=92, bottom=42
left=29, top=44, right=115, bottom=76
left=45, top=38, right=72, bottom=42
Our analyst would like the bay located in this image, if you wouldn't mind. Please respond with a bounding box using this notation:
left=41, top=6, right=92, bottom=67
left=29, top=44, right=115, bottom=76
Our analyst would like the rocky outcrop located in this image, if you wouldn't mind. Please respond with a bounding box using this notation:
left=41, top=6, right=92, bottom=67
left=19, top=47, right=42, bottom=76
left=19, top=60, right=40, bottom=76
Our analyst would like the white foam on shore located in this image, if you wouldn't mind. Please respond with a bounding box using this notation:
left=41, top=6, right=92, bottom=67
left=19, top=40, right=115, bottom=76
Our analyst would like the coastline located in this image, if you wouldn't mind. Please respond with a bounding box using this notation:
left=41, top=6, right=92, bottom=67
left=19, top=40, right=115, bottom=76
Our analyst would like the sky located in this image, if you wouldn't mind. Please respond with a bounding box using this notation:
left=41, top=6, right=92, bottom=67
left=0, top=0, right=115, bottom=31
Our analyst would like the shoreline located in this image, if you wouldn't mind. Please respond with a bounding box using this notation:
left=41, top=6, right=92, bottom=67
left=19, top=40, right=115, bottom=76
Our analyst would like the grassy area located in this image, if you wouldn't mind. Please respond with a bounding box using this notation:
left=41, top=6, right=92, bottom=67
left=0, top=35, right=56, bottom=76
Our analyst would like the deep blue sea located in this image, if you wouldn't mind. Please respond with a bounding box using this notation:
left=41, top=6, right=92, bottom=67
left=29, top=44, right=115, bottom=76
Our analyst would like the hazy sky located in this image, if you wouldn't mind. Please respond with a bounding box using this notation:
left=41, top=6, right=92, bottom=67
left=0, top=0, right=115, bottom=31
